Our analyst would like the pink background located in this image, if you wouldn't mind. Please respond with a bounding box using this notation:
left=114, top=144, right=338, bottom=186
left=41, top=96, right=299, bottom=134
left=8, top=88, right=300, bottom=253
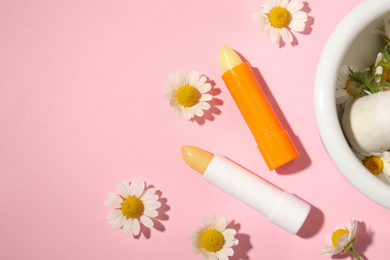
left=0, top=0, right=385, bottom=259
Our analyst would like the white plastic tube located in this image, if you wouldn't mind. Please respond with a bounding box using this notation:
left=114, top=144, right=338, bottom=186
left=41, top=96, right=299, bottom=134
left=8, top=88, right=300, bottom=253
left=203, top=155, right=311, bottom=234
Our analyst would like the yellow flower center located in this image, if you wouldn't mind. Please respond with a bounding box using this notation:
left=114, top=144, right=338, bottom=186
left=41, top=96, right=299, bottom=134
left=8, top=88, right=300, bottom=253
left=268, top=7, right=290, bottom=28
left=200, top=229, right=225, bottom=252
left=176, top=85, right=199, bottom=107
left=363, top=156, right=383, bottom=175
left=381, top=63, right=390, bottom=82
left=121, top=196, right=144, bottom=219
left=331, top=229, right=349, bottom=247
left=344, top=78, right=365, bottom=99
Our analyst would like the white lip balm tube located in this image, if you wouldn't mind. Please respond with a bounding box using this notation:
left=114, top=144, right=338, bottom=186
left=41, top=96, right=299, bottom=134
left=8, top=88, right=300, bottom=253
left=181, top=146, right=311, bottom=234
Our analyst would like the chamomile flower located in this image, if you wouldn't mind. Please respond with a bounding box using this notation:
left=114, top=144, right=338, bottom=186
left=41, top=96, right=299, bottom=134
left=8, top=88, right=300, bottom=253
left=374, top=52, right=390, bottom=86
left=355, top=151, right=390, bottom=176
left=336, top=65, right=365, bottom=108
left=371, top=16, right=390, bottom=44
left=252, top=0, right=308, bottom=45
left=189, top=215, right=238, bottom=260
left=104, top=179, right=161, bottom=236
left=321, top=219, right=361, bottom=260
left=164, top=70, right=213, bottom=120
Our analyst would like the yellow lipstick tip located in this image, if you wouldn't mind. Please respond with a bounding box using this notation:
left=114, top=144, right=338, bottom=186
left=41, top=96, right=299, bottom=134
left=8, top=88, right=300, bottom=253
left=181, top=145, right=214, bottom=175
left=219, top=45, right=243, bottom=74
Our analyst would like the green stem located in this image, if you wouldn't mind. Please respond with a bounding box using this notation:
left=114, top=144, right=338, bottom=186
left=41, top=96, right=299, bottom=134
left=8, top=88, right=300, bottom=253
left=349, top=248, right=362, bottom=260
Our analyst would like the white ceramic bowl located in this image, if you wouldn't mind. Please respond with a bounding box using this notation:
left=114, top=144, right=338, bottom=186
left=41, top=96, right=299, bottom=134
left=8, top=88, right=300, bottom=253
left=315, top=0, right=390, bottom=209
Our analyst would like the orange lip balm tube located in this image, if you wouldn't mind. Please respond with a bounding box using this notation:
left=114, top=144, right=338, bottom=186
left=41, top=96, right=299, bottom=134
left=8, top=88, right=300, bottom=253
left=220, top=45, right=299, bottom=170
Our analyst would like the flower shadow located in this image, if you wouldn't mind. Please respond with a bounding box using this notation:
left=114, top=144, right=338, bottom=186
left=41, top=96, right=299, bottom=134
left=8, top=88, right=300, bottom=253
left=192, top=79, right=223, bottom=125
left=300, top=2, right=314, bottom=35
left=134, top=186, right=170, bottom=239
left=227, top=220, right=252, bottom=260
left=330, top=221, right=373, bottom=260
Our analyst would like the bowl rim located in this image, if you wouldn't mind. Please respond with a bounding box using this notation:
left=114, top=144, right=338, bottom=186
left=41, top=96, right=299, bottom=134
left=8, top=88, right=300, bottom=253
left=314, top=0, right=390, bottom=209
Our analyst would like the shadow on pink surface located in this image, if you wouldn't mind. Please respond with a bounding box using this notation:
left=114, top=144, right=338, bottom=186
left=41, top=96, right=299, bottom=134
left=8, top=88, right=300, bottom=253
left=134, top=188, right=170, bottom=239
left=227, top=220, right=252, bottom=260
left=192, top=80, right=223, bottom=125
left=297, top=204, right=324, bottom=239
left=252, top=66, right=312, bottom=174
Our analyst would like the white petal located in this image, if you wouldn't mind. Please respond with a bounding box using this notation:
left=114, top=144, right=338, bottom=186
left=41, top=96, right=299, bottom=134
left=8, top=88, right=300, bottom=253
left=163, top=87, right=175, bottom=99
left=134, top=180, right=145, bottom=198
left=140, top=187, right=156, bottom=201
left=382, top=164, right=390, bottom=175
left=177, top=71, right=186, bottom=86
left=194, top=107, right=204, bottom=117
left=337, top=234, right=349, bottom=246
left=140, top=215, right=154, bottom=228
left=280, top=0, right=289, bottom=7
left=107, top=192, right=122, bottom=201
left=182, top=70, right=189, bottom=85
left=122, top=218, right=133, bottom=236
left=271, top=28, right=281, bottom=45
left=106, top=210, right=122, bottom=220
left=196, top=102, right=211, bottom=110
left=199, top=94, right=213, bottom=102
left=129, top=179, right=139, bottom=196
left=144, top=208, right=159, bottom=218
left=189, top=71, right=200, bottom=87
left=216, top=251, right=229, bottom=260
left=183, top=107, right=195, bottom=120
left=220, top=248, right=234, bottom=256
left=333, top=246, right=343, bottom=255
left=116, top=182, right=129, bottom=198
left=146, top=194, right=159, bottom=202
left=203, top=215, right=214, bottom=227
left=169, top=98, right=177, bottom=107
left=287, top=0, right=303, bottom=14
left=349, top=219, right=358, bottom=238
left=336, top=94, right=349, bottom=104
left=262, top=1, right=272, bottom=13
left=112, top=215, right=127, bottom=230
left=173, top=103, right=183, bottom=117
left=320, top=246, right=335, bottom=255
left=107, top=214, right=122, bottom=226
left=215, top=217, right=227, bottom=232
left=197, top=82, right=211, bottom=94
left=202, top=251, right=217, bottom=260
left=132, top=218, right=141, bottom=236
left=252, top=12, right=262, bottom=21
left=169, top=73, right=177, bottom=83
left=196, top=75, right=207, bottom=88
left=104, top=198, right=122, bottom=209
left=280, top=27, right=293, bottom=43
left=289, top=20, right=306, bottom=32
left=340, top=65, right=350, bottom=77
left=335, top=88, right=347, bottom=98
left=144, top=200, right=161, bottom=210
left=376, top=52, right=384, bottom=65
left=192, top=246, right=202, bottom=254
left=292, top=11, right=308, bottom=22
